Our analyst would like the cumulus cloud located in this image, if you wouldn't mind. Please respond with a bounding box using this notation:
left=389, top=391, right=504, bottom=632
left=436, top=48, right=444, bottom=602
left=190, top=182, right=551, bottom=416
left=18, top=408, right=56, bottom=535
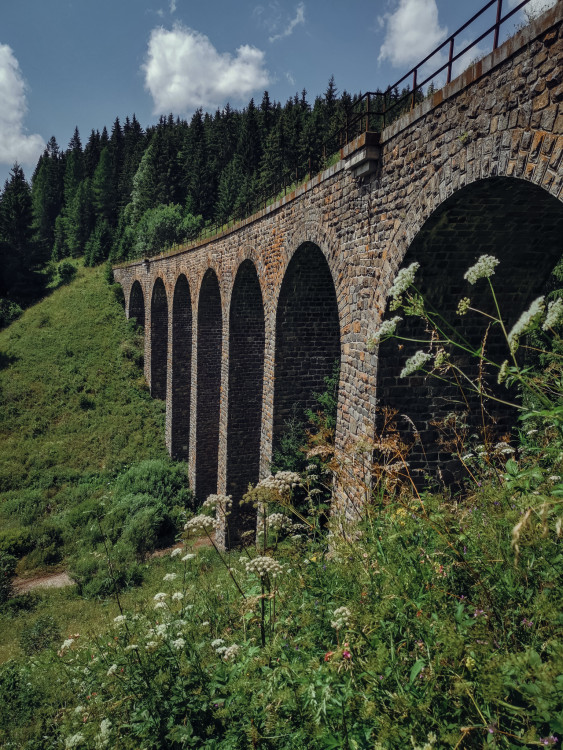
left=508, top=0, right=556, bottom=16
left=378, top=0, right=447, bottom=67
left=143, top=23, right=270, bottom=114
left=0, top=44, right=44, bottom=170
left=269, top=3, right=305, bottom=43
left=169, top=0, right=176, bottom=12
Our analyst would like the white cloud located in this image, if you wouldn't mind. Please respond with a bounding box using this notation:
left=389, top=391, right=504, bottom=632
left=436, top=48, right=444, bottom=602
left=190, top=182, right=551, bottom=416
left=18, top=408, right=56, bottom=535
left=508, top=0, right=556, bottom=16
left=142, top=23, right=270, bottom=114
left=0, top=44, right=44, bottom=169
left=378, top=0, right=447, bottom=67
left=169, top=0, right=176, bottom=12
left=269, top=3, right=305, bottom=43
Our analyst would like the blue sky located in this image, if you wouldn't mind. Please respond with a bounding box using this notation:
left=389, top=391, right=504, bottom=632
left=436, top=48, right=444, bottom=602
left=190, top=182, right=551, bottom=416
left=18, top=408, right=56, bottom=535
left=0, top=0, right=555, bottom=187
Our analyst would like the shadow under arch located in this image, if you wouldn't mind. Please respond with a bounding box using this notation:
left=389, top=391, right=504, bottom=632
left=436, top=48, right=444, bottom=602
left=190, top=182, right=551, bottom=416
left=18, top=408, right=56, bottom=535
left=150, top=278, right=168, bottom=400
left=171, top=274, right=192, bottom=461
left=273, top=241, right=341, bottom=465
left=129, top=280, right=145, bottom=328
left=227, top=259, right=265, bottom=543
left=377, top=176, right=563, bottom=486
left=195, top=268, right=222, bottom=502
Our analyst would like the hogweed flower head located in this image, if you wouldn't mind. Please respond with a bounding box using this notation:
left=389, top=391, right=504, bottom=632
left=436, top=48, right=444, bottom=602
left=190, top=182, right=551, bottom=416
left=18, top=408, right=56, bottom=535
left=369, top=316, right=402, bottom=347
left=508, top=296, right=545, bottom=353
left=107, top=663, right=118, bottom=676
left=113, top=615, right=127, bottom=625
left=172, top=638, right=185, bottom=650
left=153, top=592, right=167, bottom=602
left=184, top=514, right=220, bottom=535
left=163, top=573, right=177, bottom=582
left=464, top=254, right=499, bottom=284
left=170, top=547, right=183, bottom=558
left=245, top=555, right=284, bottom=578
left=389, top=262, right=420, bottom=299
left=222, top=643, right=240, bottom=662
left=457, top=297, right=471, bottom=316
left=172, top=591, right=184, bottom=601
left=331, top=606, right=352, bottom=630
left=257, top=471, right=302, bottom=496
left=182, top=553, right=196, bottom=562
left=400, top=350, right=432, bottom=378
left=267, top=512, right=291, bottom=531
left=202, top=494, right=232, bottom=518
left=542, top=297, right=563, bottom=331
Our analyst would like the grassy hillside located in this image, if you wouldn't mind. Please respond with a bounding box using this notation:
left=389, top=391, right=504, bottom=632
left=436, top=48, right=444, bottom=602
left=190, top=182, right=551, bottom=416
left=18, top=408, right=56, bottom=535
left=0, top=263, right=175, bottom=571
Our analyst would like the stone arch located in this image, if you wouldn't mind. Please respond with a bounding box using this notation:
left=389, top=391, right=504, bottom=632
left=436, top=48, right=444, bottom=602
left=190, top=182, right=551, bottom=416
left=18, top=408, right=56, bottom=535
left=195, top=268, right=222, bottom=502
left=171, top=274, right=192, bottom=461
left=150, top=277, right=168, bottom=400
left=376, top=176, right=563, bottom=483
left=273, top=241, right=341, bottom=461
left=128, top=280, right=145, bottom=328
left=227, top=259, right=265, bottom=542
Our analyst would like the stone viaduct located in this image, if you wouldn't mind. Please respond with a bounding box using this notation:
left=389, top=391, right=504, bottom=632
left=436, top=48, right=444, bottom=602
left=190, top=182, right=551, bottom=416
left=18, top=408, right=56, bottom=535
left=114, top=5, right=563, bottom=539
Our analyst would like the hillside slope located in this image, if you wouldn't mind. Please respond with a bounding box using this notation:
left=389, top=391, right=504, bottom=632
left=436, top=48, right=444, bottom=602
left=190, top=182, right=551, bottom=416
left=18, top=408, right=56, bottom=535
left=0, top=264, right=169, bottom=567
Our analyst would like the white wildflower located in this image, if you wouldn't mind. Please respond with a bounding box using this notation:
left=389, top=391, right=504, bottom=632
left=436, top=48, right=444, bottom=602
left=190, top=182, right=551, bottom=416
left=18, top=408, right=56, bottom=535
left=223, top=643, right=240, bottom=662
left=182, top=553, right=196, bottom=562
left=170, top=547, right=183, bottom=557
left=201, top=621, right=210, bottom=626
left=96, top=718, right=112, bottom=748
left=172, top=591, right=184, bottom=601
left=172, top=638, right=185, bottom=650
left=113, top=614, right=126, bottom=625
left=107, top=663, right=118, bottom=676
left=257, top=471, right=302, bottom=495
left=245, top=555, right=284, bottom=578
left=153, top=592, right=167, bottom=601
left=65, top=733, right=85, bottom=749
left=124, top=644, right=138, bottom=652
left=389, top=262, right=420, bottom=298
left=215, top=645, right=227, bottom=654
left=155, top=623, right=168, bottom=636
left=163, top=573, right=177, bottom=582
left=74, top=706, right=85, bottom=715
left=457, top=297, right=471, bottom=315
left=267, top=513, right=291, bottom=531
left=211, top=638, right=225, bottom=648
left=400, top=350, right=432, bottom=378
left=331, top=606, right=352, bottom=630
left=498, top=359, right=509, bottom=384
left=370, top=316, right=402, bottom=344
left=542, top=297, right=563, bottom=330
left=145, top=641, right=159, bottom=651
left=508, top=296, right=545, bottom=353
left=202, top=494, right=232, bottom=518
left=464, top=254, right=499, bottom=284
left=549, top=475, right=561, bottom=482
left=60, top=638, right=75, bottom=651
left=154, top=601, right=167, bottom=610
left=184, top=514, right=220, bottom=535
left=306, top=464, right=318, bottom=473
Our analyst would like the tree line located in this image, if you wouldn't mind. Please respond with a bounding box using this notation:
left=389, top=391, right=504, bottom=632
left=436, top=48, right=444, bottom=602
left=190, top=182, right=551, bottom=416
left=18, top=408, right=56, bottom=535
left=0, top=78, right=415, bottom=321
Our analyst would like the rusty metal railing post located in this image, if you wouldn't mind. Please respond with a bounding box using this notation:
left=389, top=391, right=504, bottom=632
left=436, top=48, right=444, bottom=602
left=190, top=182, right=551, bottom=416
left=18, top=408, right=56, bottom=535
left=493, top=0, right=503, bottom=49
left=411, top=68, right=417, bottom=110
left=447, top=37, right=455, bottom=83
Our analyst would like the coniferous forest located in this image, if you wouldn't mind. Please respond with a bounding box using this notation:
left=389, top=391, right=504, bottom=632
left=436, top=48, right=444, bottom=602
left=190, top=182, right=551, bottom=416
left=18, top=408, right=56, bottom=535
left=0, top=79, right=420, bottom=328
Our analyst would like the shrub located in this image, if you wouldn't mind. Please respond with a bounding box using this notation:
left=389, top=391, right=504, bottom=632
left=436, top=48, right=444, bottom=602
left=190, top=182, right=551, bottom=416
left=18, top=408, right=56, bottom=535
left=19, top=615, right=61, bottom=655
left=0, top=551, right=16, bottom=604
left=57, top=260, right=76, bottom=285
left=0, top=298, right=23, bottom=329
left=113, top=459, right=193, bottom=512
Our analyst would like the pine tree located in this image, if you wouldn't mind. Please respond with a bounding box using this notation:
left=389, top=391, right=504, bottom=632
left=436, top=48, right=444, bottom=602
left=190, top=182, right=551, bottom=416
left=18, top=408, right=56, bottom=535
left=31, top=137, right=63, bottom=263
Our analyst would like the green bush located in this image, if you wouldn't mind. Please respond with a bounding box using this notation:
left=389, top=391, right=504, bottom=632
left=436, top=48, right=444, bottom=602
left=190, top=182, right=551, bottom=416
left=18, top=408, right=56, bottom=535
left=57, top=260, right=76, bottom=285
left=113, top=459, right=193, bottom=513
left=70, top=540, right=144, bottom=598
left=0, top=298, right=23, bottom=329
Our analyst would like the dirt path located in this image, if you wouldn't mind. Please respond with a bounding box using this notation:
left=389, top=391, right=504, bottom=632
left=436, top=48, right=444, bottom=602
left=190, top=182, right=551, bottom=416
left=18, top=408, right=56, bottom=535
left=13, top=571, right=75, bottom=594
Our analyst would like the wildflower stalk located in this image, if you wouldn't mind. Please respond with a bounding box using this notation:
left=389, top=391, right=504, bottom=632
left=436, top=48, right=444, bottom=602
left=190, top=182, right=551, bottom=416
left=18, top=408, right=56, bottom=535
left=204, top=529, right=246, bottom=599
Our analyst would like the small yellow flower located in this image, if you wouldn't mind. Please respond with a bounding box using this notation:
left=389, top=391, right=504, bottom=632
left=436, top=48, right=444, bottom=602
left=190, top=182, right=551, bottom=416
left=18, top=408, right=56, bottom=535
left=465, top=656, right=476, bottom=671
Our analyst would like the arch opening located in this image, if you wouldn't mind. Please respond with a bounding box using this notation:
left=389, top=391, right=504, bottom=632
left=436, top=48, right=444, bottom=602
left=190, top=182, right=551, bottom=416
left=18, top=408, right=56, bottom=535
left=195, top=269, right=222, bottom=502
left=377, top=177, right=563, bottom=485
left=150, top=278, right=168, bottom=400
left=129, top=281, right=145, bottom=329
left=273, top=242, right=341, bottom=466
left=227, top=260, right=265, bottom=543
left=171, top=274, right=192, bottom=461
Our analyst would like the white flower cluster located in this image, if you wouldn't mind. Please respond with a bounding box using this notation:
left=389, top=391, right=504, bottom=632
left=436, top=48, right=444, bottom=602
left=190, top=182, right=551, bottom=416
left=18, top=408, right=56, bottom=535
left=370, top=315, right=402, bottom=345
left=153, top=592, right=167, bottom=602
left=508, top=296, right=545, bottom=353
left=60, top=638, right=75, bottom=652
left=202, top=494, right=233, bottom=517
left=400, top=350, right=433, bottom=378
left=107, top=663, right=118, bottom=676
left=389, top=262, right=420, bottom=299
left=267, top=513, right=291, bottom=531
left=331, top=606, right=352, bottom=630
left=113, top=615, right=126, bottom=625
left=170, top=547, right=183, bottom=558
left=211, top=638, right=225, bottom=649
left=65, top=733, right=85, bottom=749
left=163, top=573, right=177, bottom=582
left=258, top=471, right=302, bottom=494
left=172, top=638, right=185, bottom=650
left=464, top=254, right=500, bottom=284
left=182, top=553, right=196, bottom=562
left=245, top=555, right=284, bottom=578
left=543, top=297, right=563, bottom=331
left=172, top=591, right=184, bottom=601
left=184, top=514, right=220, bottom=535
left=222, top=643, right=240, bottom=662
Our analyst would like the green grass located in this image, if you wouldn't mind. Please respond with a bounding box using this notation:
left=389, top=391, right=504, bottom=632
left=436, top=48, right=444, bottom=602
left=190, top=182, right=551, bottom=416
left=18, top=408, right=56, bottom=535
left=0, top=262, right=170, bottom=570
